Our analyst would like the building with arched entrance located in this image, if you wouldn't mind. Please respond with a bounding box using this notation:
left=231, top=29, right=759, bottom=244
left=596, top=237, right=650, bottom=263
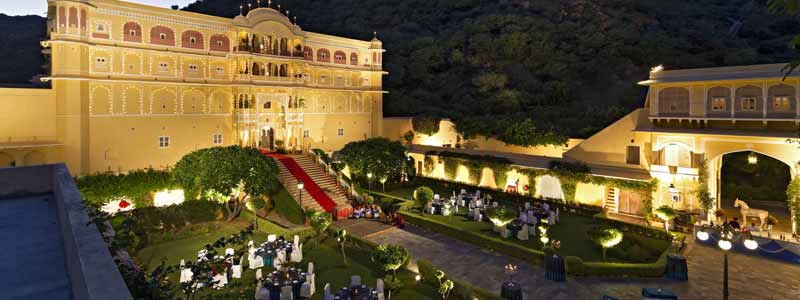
left=0, top=0, right=386, bottom=175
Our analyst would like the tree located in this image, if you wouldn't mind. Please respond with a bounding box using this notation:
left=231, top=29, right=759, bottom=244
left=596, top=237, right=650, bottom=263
left=402, top=130, right=415, bottom=144
left=786, top=177, right=800, bottom=234
left=655, top=205, right=679, bottom=232
left=173, top=146, right=279, bottom=222
left=412, top=115, right=441, bottom=135
left=769, top=0, right=800, bottom=78
left=413, top=186, right=434, bottom=210
left=373, top=244, right=410, bottom=278
left=306, top=209, right=332, bottom=246
left=339, top=138, right=409, bottom=185
left=586, top=227, right=623, bottom=261
left=335, top=229, right=348, bottom=265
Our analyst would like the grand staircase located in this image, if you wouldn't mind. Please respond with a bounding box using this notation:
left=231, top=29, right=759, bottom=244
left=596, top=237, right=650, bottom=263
left=262, top=151, right=349, bottom=214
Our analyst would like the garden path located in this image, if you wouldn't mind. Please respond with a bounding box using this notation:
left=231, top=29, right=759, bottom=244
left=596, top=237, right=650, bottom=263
left=366, top=224, right=800, bottom=300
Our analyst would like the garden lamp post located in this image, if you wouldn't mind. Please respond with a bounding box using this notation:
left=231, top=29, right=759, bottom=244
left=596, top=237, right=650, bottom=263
left=367, top=172, right=373, bottom=190
left=297, top=180, right=304, bottom=204
left=696, top=224, right=758, bottom=300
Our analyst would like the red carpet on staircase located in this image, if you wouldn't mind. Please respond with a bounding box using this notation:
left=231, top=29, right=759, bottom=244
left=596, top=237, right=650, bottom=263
left=261, top=150, right=337, bottom=213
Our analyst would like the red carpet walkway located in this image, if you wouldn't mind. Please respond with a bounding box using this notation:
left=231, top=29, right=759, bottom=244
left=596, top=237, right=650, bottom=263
left=262, top=150, right=337, bottom=213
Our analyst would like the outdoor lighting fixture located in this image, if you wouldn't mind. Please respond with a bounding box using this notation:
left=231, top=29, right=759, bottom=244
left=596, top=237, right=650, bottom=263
left=651, top=64, right=664, bottom=73
left=747, top=151, right=758, bottom=165
left=540, top=236, right=549, bottom=245
left=718, top=239, right=732, bottom=251
left=668, top=183, right=677, bottom=194
left=696, top=229, right=709, bottom=241
left=744, top=238, right=758, bottom=250
left=367, top=173, right=373, bottom=179
left=415, top=275, right=421, bottom=282
left=297, top=181, right=304, bottom=190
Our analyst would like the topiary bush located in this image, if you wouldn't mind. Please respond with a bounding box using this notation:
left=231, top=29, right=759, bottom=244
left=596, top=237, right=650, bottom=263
left=413, top=186, right=434, bottom=209
left=564, top=256, right=585, bottom=276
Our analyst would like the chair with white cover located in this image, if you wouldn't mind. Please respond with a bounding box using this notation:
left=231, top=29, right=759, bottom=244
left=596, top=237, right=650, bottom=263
left=524, top=202, right=530, bottom=209
left=274, top=250, right=286, bottom=269
left=467, top=207, right=475, bottom=218
left=555, top=208, right=560, bottom=223
left=517, top=225, right=529, bottom=240
left=268, top=234, right=277, bottom=243
left=308, top=262, right=315, bottom=276
left=527, top=211, right=534, bottom=222
left=279, top=285, right=293, bottom=300
left=248, top=240, right=255, bottom=249
left=476, top=190, right=481, bottom=198
left=528, top=218, right=538, bottom=236
left=500, top=227, right=510, bottom=239
left=492, top=201, right=499, bottom=208
left=323, top=283, right=334, bottom=300
left=255, top=282, right=270, bottom=300
left=434, top=194, right=440, bottom=200
left=179, top=259, right=186, bottom=269
left=213, top=273, right=227, bottom=289
left=180, top=268, right=193, bottom=283
left=294, top=235, right=301, bottom=247
left=519, top=213, right=528, bottom=224
left=251, top=254, right=264, bottom=269
left=225, top=247, right=235, bottom=257
left=542, top=203, right=550, bottom=211
left=376, top=278, right=385, bottom=300
left=197, top=249, right=208, bottom=260
left=460, top=189, right=467, bottom=194
left=256, top=268, right=263, bottom=280
left=300, top=282, right=313, bottom=298
left=350, top=275, right=361, bottom=287
left=290, top=246, right=303, bottom=263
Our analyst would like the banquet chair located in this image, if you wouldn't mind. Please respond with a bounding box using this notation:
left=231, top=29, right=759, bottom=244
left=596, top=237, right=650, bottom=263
left=213, top=273, right=227, bottom=289
left=376, top=278, right=385, bottom=300
left=517, top=225, right=529, bottom=241
left=434, top=194, right=440, bottom=200
left=251, top=254, right=264, bottom=269
left=279, top=285, right=293, bottom=300
left=542, top=203, right=550, bottom=211
left=179, top=259, right=186, bottom=269
left=308, top=262, right=315, bottom=276
left=294, top=235, right=301, bottom=247
left=197, top=249, right=208, bottom=260
left=248, top=240, right=255, bottom=249
left=300, top=282, right=313, bottom=298
left=555, top=208, right=560, bottom=223
left=225, top=248, right=235, bottom=256
left=500, top=227, right=510, bottom=239
left=255, top=282, right=270, bottom=300
left=524, top=202, right=530, bottom=210
left=256, top=268, right=263, bottom=280
left=268, top=234, right=277, bottom=243
left=460, top=189, right=467, bottom=194
left=492, top=201, right=499, bottom=208
left=350, top=275, right=362, bottom=287
left=179, top=268, right=193, bottom=283
left=467, top=207, right=475, bottom=218
left=274, top=250, right=286, bottom=269
left=323, top=283, right=334, bottom=300
left=290, top=247, right=303, bottom=263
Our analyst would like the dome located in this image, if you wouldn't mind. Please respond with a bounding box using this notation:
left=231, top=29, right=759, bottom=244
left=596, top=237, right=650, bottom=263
left=233, top=14, right=248, bottom=26
left=370, top=33, right=383, bottom=49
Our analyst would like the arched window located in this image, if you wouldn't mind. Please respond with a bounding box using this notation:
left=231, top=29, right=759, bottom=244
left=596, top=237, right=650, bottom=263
left=706, top=86, right=730, bottom=116
left=334, top=51, right=347, bottom=64
left=350, top=53, right=358, bottom=65
left=317, top=49, right=330, bottom=63
left=252, top=63, right=262, bottom=76
left=735, top=85, right=763, bottom=117
left=768, top=84, right=796, bottom=117
left=181, top=30, right=204, bottom=49
left=209, top=35, right=230, bottom=52
left=279, top=64, right=288, bottom=77
left=658, top=87, right=690, bottom=117
left=150, top=26, right=175, bottom=46
left=303, top=46, right=313, bottom=60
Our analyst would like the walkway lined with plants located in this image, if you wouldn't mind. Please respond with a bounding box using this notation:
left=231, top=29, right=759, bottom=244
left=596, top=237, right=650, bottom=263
left=365, top=224, right=800, bottom=300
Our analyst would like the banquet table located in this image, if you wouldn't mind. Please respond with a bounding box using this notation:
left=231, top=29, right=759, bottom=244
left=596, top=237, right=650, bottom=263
left=257, top=238, right=293, bottom=266
left=432, top=203, right=444, bottom=215
left=263, top=268, right=306, bottom=300
left=333, top=284, right=378, bottom=300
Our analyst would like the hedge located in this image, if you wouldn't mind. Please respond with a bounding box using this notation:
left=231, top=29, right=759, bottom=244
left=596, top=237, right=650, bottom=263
left=113, top=200, right=227, bottom=251
left=417, top=258, right=502, bottom=300
left=76, top=169, right=178, bottom=207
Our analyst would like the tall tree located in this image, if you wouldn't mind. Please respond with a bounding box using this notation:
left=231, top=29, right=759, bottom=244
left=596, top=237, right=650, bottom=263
left=339, top=137, right=409, bottom=184
left=173, top=146, right=279, bottom=221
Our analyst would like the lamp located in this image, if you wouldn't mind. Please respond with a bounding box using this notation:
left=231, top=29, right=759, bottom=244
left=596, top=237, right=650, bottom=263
left=696, top=228, right=709, bottom=241
left=743, top=238, right=758, bottom=250
left=747, top=152, right=758, bottom=165
left=297, top=181, right=304, bottom=190
left=718, top=239, right=732, bottom=251
left=297, top=180, right=304, bottom=203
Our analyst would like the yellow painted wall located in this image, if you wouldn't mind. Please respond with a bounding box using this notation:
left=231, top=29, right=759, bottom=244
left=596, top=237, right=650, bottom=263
left=0, top=88, right=57, bottom=142
left=575, top=182, right=605, bottom=206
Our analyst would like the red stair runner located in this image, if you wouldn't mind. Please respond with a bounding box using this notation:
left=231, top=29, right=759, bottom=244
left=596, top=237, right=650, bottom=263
left=262, top=150, right=337, bottom=213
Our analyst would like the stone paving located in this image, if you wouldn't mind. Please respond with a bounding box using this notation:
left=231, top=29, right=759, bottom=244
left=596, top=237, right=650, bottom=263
left=365, top=224, right=800, bottom=300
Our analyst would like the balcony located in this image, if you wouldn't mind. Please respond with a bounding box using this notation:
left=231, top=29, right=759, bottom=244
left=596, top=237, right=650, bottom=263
left=232, top=45, right=304, bottom=58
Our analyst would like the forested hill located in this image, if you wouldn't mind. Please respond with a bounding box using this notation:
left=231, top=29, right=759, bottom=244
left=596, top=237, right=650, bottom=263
left=0, top=14, right=47, bottom=86
left=184, top=0, right=798, bottom=145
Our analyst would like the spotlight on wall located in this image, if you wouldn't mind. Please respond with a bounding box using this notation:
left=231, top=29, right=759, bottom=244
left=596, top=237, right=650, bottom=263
left=747, top=151, right=758, bottom=165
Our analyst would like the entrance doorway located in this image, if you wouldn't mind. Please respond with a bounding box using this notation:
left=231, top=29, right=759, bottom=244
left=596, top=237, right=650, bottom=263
left=261, top=128, right=274, bottom=150
left=618, top=189, right=643, bottom=216
left=719, top=151, right=791, bottom=232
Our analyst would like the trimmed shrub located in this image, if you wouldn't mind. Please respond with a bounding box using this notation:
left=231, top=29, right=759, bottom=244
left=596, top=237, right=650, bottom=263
left=117, top=200, right=226, bottom=251
left=76, top=169, right=178, bottom=207
left=564, top=256, right=585, bottom=276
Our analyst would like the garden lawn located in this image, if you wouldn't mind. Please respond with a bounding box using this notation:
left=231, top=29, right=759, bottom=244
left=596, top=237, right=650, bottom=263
left=272, top=184, right=306, bottom=224
left=409, top=207, right=669, bottom=263
left=135, top=219, right=441, bottom=300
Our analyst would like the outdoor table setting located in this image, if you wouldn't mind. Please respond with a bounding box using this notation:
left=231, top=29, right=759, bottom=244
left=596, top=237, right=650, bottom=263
left=500, top=281, right=523, bottom=300
left=263, top=268, right=307, bottom=300
left=506, top=219, right=525, bottom=237
left=334, top=284, right=378, bottom=300
left=255, top=236, right=294, bottom=267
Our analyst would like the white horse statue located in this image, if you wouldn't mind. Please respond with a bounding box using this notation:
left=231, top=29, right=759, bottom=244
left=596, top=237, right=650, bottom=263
left=734, top=198, right=769, bottom=228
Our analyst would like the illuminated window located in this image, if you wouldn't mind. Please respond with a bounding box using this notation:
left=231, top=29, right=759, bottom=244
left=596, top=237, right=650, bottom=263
left=189, top=37, right=197, bottom=44
left=711, top=97, right=726, bottom=111
left=158, top=136, right=170, bottom=148
left=303, top=130, right=310, bottom=138
left=129, top=30, right=137, bottom=36
left=741, top=97, right=757, bottom=111
left=774, top=96, right=791, bottom=112
left=263, top=101, right=271, bottom=109
left=159, top=33, right=167, bottom=40
left=212, top=134, right=223, bottom=145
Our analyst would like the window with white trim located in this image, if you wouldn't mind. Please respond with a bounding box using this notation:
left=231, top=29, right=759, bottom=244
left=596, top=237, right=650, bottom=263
left=159, top=33, right=167, bottom=40
left=188, top=64, right=199, bottom=73
left=159, top=62, right=169, bottom=72
left=129, top=30, right=137, bottom=36
left=303, top=130, right=310, bottom=138
left=96, top=24, right=106, bottom=32
left=711, top=97, right=726, bottom=111
left=337, top=128, right=344, bottom=136
left=95, top=57, right=108, bottom=67
left=158, top=136, right=170, bottom=148
left=741, top=97, right=757, bottom=111
left=216, top=40, right=223, bottom=46
left=215, top=66, right=225, bottom=75
left=189, top=37, right=197, bottom=44
left=774, top=96, right=791, bottom=112
left=213, top=134, right=223, bottom=145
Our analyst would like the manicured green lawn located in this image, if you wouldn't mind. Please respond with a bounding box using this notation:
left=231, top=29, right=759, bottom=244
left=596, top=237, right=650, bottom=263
left=271, top=184, right=306, bottom=224
left=135, top=219, right=440, bottom=300
left=410, top=206, right=669, bottom=263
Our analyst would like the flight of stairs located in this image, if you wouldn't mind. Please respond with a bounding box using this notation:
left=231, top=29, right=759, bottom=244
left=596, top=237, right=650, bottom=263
left=292, top=155, right=349, bottom=206
left=262, top=151, right=348, bottom=213
left=605, top=187, right=617, bottom=213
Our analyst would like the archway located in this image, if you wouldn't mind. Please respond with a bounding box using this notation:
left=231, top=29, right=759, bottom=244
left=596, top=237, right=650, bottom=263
left=717, top=151, right=792, bottom=233
left=261, top=126, right=274, bottom=151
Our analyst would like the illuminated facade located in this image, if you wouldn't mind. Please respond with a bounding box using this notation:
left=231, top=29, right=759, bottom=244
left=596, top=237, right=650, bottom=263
left=0, top=0, right=385, bottom=175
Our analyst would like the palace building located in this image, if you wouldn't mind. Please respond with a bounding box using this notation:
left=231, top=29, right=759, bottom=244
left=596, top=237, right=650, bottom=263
left=0, top=0, right=386, bottom=175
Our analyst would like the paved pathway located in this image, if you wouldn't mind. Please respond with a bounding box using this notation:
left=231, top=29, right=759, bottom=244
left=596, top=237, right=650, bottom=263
left=365, top=224, right=800, bottom=300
